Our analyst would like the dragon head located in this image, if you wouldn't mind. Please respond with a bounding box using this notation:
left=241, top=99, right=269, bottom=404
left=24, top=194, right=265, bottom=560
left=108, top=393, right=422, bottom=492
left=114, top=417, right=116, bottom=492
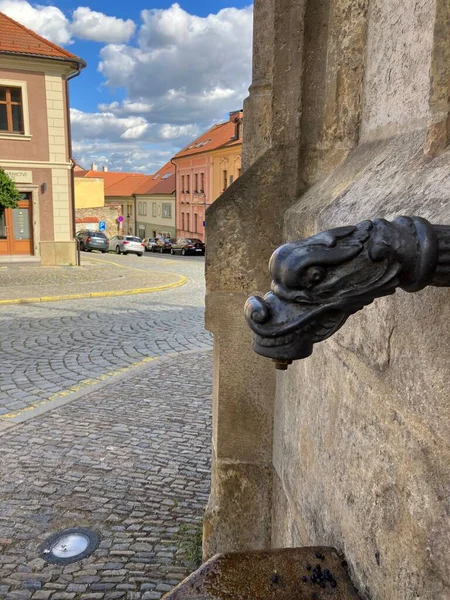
left=245, top=217, right=438, bottom=367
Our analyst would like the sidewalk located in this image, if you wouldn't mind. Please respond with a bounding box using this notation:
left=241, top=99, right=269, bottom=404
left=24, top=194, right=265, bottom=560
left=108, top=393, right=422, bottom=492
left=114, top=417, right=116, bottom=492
left=0, top=259, right=185, bottom=303
left=0, top=350, right=212, bottom=600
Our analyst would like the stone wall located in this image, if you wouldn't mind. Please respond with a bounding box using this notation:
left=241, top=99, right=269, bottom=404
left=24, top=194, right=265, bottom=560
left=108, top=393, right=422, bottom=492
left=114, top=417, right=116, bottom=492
left=205, top=1, right=450, bottom=599
left=75, top=205, right=121, bottom=238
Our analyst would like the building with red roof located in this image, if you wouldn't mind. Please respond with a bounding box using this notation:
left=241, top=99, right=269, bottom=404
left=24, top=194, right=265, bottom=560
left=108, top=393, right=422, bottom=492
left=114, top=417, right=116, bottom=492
left=0, top=11, right=85, bottom=264
left=172, top=110, right=243, bottom=242
left=73, top=162, right=176, bottom=238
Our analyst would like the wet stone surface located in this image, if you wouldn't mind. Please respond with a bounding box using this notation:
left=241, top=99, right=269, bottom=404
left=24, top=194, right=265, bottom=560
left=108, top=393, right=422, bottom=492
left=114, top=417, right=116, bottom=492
left=0, top=352, right=212, bottom=599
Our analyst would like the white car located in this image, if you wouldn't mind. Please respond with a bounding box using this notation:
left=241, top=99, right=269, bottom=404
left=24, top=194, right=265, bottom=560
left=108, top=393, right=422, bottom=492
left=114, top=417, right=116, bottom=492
left=109, top=235, right=145, bottom=256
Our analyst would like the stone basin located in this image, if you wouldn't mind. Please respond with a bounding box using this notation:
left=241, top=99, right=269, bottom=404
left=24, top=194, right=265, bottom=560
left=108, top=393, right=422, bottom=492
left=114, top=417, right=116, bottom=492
left=162, top=547, right=361, bottom=600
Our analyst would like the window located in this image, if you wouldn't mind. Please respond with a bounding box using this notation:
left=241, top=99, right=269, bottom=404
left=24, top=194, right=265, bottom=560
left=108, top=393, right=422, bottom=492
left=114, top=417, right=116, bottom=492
left=0, top=86, right=24, bottom=133
left=162, top=203, right=172, bottom=218
left=181, top=175, right=185, bottom=193
left=194, top=213, right=198, bottom=233
left=200, top=172, right=205, bottom=193
left=139, top=227, right=145, bottom=239
left=223, top=170, right=228, bottom=191
left=194, top=173, right=198, bottom=192
left=229, top=175, right=234, bottom=185
left=143, top=203, right=147, bottom=216
left=186, top=213, right=190, bottom=232
left=238, top=168, right=242, bottom=178
left=186, top=175, right=190, bottom=193
left=138, top=202, right=143, bottom=215
left=152, top=203, right=157, bottom=217
left=181, top=212, right=185, bottom=230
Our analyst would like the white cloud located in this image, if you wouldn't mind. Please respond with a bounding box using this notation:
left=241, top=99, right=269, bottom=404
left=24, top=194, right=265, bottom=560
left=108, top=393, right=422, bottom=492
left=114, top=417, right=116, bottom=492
left=70, top=108, right=200, bottom=145
left=71, top=7, right=135, bottom=44
left=72, top=139, right=174, bottom=173
left=0, top=0, right=72, bottom=45
left=98, top=3, right=253, bottom=125
left=0, top=0, right=136, bottom=45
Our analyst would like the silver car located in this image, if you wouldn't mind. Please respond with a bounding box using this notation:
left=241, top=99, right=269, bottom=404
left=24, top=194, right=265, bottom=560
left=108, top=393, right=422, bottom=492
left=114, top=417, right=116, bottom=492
left=109, top=235, right=145, bottom=256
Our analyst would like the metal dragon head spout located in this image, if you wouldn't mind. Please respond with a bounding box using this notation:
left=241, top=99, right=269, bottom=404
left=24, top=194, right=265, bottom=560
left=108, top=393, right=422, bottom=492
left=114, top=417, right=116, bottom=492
left=245, top=217, right=439, bottom=368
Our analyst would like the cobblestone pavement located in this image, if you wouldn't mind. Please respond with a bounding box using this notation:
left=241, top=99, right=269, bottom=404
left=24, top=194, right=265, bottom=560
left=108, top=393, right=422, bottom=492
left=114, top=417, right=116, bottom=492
left=0, top=351, right=212, bottom=599
left=0, top=254, right=211, bottom=418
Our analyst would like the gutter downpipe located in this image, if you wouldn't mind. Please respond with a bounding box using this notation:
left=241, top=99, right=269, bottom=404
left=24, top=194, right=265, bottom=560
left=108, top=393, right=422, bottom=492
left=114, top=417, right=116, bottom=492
left=170, top=158, right=178, bottom=238
left=66, top=62, right=84, bottom=265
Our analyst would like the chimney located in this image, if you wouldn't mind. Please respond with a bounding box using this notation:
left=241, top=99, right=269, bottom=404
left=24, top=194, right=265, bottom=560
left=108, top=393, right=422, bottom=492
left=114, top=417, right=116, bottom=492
left=91, top=162, right=98, bottom=171
left=102, top=165, right=108, bottom=172
left=229, top=109, right=244, bottom=122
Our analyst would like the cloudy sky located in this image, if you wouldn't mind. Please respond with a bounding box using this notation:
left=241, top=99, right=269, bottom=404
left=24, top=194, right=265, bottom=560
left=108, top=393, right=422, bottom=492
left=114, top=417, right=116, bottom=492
left=0, top=0, right=253, bottom=172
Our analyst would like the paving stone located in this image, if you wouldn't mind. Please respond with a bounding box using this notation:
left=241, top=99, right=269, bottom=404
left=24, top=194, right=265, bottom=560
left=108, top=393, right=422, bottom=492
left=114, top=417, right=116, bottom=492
left=0, top=259, right=211, bottom=596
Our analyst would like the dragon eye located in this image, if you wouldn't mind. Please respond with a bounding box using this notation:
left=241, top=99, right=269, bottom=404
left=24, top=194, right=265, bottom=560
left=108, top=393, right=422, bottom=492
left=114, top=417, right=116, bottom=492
left=305, top=266, right=326, bottom=286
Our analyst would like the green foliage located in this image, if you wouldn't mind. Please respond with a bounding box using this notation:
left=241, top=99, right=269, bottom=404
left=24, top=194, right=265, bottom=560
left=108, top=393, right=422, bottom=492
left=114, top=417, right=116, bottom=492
left=0, top=168, right=21, bottom=210
left=176, top=523, right=203, bottom=569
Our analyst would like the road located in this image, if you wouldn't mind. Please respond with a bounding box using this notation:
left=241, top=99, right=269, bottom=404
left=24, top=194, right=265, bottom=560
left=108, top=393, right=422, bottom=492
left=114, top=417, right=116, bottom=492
left=0, top=252, right=213, bottom=599
left=0, top=252, right=211, bottom=420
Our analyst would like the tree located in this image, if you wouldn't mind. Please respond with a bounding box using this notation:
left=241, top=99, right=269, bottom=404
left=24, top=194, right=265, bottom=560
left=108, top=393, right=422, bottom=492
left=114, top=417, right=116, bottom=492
left=0, top=168, right=21, bottom=211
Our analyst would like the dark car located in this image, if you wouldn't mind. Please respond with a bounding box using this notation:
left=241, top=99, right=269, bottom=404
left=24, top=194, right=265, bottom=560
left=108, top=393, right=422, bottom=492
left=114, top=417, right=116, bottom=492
left=153, top=237, right=174, bottom=253
left=76, top=230, right=109, bottom=253
left=170, top=238, right=205, bottom=256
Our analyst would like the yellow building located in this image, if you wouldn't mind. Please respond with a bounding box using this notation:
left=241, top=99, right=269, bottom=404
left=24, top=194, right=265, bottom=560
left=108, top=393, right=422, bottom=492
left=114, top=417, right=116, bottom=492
left=210, top=143, right=242, bottom=201
left=74, top=176, right=104, bottom=209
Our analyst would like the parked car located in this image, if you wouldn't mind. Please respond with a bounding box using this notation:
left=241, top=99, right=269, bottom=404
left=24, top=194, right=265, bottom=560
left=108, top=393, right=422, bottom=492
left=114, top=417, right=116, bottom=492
left=76, top=230, right=109, bottom=253
left=109, top=235, right=145, bottom=256
left=170, top=238, right=205, bottom=256
left=153, top=237, right=174, bottom=253
left=143, top=237, right=158, bottom=252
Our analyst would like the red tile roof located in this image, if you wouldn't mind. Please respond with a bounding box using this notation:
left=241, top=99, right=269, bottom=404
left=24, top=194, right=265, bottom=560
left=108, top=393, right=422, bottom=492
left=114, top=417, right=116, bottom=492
left=134, top=161, right=175, bottom=195
left=0, top=11, right=85, bottom=66
left=105, top=174, right=154, bottom=197
left=173, top=120, right=241, bottom=159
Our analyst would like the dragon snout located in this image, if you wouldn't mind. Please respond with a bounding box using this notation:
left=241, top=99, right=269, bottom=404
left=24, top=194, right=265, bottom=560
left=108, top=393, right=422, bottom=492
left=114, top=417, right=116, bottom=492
left=244, top=295, right=271, bottom=325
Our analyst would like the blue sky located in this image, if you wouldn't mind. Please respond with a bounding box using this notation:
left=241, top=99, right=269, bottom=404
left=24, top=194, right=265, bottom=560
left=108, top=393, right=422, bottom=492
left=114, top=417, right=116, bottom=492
left=0, top=0, right=253, bottom=171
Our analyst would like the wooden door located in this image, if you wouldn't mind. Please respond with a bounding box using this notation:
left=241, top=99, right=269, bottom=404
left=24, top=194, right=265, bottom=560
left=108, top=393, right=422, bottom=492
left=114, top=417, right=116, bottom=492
left=0, top=194, right=33, bottom=255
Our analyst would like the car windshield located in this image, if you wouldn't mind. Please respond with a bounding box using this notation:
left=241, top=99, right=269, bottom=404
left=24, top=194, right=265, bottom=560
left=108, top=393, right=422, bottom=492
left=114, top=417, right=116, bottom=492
left=187, top=239, right=202, bottom=243
left=126, top=237, right=142, bottom=242
left=92, top=232, right=107, bottom=239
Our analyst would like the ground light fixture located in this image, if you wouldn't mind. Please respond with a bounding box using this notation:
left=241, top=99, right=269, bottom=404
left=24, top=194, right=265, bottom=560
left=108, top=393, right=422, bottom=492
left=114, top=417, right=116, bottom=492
left=40, top=527, right=100, bottom=564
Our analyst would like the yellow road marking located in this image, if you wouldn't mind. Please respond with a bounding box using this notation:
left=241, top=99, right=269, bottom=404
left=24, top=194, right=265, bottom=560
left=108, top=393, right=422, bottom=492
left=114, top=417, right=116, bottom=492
left=0, top=356, right=159, bottom=421
left=86, top=255, right=177, bottom=270
left=0, top=275, right=187, bottom=305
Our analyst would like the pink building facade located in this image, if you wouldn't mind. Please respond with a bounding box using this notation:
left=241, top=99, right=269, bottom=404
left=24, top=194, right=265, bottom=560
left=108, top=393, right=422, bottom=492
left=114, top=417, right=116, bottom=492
left=172, top=111, right=243, bottom=243
left=175, top=155, right=210, bottom=242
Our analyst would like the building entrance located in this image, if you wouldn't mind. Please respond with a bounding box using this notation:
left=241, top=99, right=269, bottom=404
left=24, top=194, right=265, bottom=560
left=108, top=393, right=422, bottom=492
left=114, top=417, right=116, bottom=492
left=0, top=193, right=33, bottom=255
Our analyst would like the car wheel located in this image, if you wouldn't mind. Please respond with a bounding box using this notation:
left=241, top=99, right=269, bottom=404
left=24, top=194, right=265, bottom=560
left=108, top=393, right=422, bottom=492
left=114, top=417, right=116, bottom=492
left=201, top=251, right=205, bottom=256
left=181, top=248, right=186, bottom=256
left=124, top=252, right=128, bottom=255
left=87, top=248, right=92, bottom=252
left=115, top=246, right=121, bottom=255
left=101, top=250, right=107, bottom=254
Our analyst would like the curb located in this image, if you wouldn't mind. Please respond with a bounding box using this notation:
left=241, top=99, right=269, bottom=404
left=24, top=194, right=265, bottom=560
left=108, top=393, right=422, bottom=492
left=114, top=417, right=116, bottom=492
left=0, top=275, right=187, bottom=305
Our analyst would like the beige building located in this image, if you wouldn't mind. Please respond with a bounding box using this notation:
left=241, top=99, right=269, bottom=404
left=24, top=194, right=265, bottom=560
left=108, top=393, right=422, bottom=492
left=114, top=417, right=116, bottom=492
left=135, top=161, right=176, bottom=239
left=0, top=11, right=85, bottom=264
left=204, top=0, right=450, bottom=599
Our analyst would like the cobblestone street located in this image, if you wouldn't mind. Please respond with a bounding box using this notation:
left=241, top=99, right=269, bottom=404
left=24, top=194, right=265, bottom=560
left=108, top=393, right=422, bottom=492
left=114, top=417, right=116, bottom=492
left=0, top=352, right=212, bottom=599
left=0, top=254, right=211, bottom=418
left=0, top=254, right=213, bottom=599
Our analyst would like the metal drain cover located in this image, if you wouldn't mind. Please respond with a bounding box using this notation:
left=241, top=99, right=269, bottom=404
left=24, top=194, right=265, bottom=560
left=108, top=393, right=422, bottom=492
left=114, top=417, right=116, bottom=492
left=40, top=528, right=100, bottom=564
